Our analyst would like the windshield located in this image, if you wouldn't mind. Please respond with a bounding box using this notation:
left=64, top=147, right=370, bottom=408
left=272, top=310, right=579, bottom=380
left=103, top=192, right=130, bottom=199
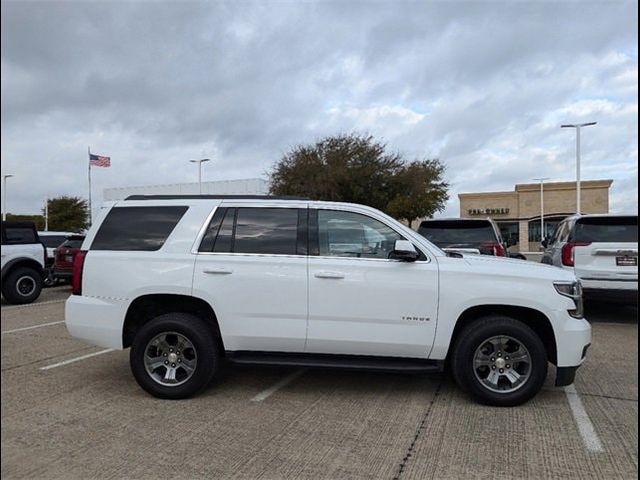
left=572, top=216, right=638, bottom=243
left=40, top=235, right=67, bottom=248
left=418, top=221, right=496, bottom=246
left=61, top=238, right=84, bottom=249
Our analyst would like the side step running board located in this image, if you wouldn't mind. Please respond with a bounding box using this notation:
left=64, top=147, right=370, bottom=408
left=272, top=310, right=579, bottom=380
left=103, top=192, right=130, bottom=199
left=226, top=351, right=443, bottom=374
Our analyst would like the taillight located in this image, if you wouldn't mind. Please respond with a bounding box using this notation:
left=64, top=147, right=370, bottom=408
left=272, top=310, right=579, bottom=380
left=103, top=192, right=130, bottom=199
left=561, top=242, right=591, bottom=267
left=480, top=242, right=506, bottom=256
left=72, top=250, right=87, bottom=295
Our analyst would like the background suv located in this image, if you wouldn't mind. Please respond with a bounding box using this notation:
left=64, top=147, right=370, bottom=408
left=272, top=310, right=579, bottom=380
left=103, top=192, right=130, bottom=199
left=1, top=221, right=46, bottom=304
left=66, top=196, right=590, bottom=406
left=53, top=234, right=85, bottom=282
left=417, top=218, right=525, bottom=259
left=541, top=214, right=638, bottom=304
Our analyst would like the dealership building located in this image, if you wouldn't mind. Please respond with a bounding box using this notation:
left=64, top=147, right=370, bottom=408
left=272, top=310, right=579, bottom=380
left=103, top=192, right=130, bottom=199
left=459, top=179, right=613, bottom=252
left=103, top=178, right=269, bottom=201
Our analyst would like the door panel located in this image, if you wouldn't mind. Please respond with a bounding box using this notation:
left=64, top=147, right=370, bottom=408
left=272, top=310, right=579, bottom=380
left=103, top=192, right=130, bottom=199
left=192, top=205, right=309, bottom=353
left=306, top=208, right=438, bottom=358
left=193, top=254, right=308, bottom=352
left=307, top=257, right=438, bottom=357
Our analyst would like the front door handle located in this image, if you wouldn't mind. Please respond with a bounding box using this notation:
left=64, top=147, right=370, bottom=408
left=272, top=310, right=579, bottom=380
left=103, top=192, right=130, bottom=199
left=314, top=271, right=345, bottom=279
left=203, top=268, right=233, bottom=275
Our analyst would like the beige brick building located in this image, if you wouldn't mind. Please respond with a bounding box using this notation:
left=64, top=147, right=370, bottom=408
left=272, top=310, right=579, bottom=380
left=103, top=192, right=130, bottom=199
left=458, top=179, right=612, bottom=252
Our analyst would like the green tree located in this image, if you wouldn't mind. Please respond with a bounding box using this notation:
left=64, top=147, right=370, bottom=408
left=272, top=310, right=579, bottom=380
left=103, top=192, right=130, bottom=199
left=386, top=160, right=449, bottom=228
left=269, top=133, right=449, bottom=225
left=44, top=196, right=89, bottom=232
left=269, top=134, right=405, bottom=211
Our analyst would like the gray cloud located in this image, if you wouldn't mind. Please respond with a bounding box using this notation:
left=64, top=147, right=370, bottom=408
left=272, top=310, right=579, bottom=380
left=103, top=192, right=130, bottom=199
left=1, top=0, right=637, bottom=218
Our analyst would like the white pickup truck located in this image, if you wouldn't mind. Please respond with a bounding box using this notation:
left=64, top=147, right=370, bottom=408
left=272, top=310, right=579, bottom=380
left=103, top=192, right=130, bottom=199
left=542, top=214, right=638, bottom=304
left=66, top=196, right=591, bottom=406
left=1, top=221, right=46, bottom=304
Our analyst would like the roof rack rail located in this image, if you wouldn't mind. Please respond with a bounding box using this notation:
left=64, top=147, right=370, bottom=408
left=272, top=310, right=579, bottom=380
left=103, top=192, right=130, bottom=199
left=124, top=194, right=311, bottom=201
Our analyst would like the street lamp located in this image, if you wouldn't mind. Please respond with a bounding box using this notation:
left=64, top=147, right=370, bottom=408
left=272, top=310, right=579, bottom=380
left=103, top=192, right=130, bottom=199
left=3, top=174, right=14, bottom=221
left=533, top=177, right=550, bottom=242
left=561, top=122, right=597, bottom=214
left=189, top=158, right=211, bottom=194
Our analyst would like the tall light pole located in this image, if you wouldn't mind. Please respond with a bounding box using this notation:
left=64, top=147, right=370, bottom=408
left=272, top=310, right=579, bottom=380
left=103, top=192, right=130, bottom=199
left=44, top=199, right=49, bottom=231
left=189, top=158, right=211, bottom=194
left=533, top=177, right=550, bottom=242
left=2, top=174, right=14, bottom=221
left=561, top=122, right=597, bottom=214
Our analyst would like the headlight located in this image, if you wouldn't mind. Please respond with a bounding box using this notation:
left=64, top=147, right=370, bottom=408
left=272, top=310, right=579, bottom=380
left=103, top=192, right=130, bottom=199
left=554, top=281, right=584, bottom=318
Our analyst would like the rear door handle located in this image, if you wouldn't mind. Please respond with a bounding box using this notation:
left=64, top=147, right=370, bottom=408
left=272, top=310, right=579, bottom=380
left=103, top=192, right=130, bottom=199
left=203, top=268, right=233, bottom=275
left=314, top=271, right=345, bottom=279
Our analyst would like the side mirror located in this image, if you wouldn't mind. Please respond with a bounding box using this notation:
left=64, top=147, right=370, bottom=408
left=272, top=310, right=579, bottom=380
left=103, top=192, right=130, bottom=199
left=389, top=240, right=419, bottom=262
left=506, top=237, right=517, bottom=247
left=541, top=238, right=548, bottom=248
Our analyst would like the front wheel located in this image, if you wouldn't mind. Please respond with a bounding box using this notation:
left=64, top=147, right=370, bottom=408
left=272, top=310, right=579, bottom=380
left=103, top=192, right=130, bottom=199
left=451, top=316, right=547, bottom=406
left=130, top=313, right=219, bottom=399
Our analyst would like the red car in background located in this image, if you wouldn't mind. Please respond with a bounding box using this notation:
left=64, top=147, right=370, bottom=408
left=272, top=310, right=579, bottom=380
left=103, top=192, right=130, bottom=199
left=53, top=235, right=85, bottom=282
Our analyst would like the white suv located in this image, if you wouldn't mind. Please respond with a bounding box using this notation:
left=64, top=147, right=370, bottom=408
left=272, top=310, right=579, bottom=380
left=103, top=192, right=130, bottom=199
left=1, top=221, right=46, bottom=304
left=541, top=214, right=638, bottom=304
left=66, top=196, right=591, bottom=406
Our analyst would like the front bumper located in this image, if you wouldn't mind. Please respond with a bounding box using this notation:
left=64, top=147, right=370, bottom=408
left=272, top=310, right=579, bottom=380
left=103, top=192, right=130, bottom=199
left=556, top=366, right=580, bottom=387
left=550, top=308, right=591, bottom=387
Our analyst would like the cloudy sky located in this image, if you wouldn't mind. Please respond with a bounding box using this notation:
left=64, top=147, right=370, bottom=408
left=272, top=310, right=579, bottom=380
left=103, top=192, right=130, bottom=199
left=1, top=0, right=637, bottom=218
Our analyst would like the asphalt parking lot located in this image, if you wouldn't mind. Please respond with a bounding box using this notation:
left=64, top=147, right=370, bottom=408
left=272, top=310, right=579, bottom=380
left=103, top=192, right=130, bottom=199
left=1, top=287, right=638, bottom=479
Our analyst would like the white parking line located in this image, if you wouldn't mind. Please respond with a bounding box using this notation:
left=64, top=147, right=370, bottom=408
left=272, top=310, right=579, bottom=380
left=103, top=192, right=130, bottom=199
left=565, top=384, right=604, bottom=453
left=40, top=349, right=115, bottom=371
left=1, top=299, right=66, bottom=310
left=1, top=321, right=65, bottom=334
left=251, top=369, right=306, bottom=402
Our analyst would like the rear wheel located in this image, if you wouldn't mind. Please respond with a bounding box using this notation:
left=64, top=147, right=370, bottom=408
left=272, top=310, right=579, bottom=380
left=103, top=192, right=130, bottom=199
left=2, top=266, right=43, bottom=304
left=130, top=313, right=219, bottom=399
left=451, top=316, right=547, bottom=406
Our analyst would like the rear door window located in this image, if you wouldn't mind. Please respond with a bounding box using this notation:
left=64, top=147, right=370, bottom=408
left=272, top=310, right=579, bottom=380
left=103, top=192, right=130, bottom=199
left=200, top=207, right=302, bottom=255
left=234, top=208, right=299, bottom=255
left=572, top=217, right=638, bottom=243
left=91, top=206, right=188, bottom=251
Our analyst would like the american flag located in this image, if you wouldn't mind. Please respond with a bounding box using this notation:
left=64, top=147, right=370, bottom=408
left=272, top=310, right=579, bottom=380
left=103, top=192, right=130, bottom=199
left=89, top=153, right=111, bottom=167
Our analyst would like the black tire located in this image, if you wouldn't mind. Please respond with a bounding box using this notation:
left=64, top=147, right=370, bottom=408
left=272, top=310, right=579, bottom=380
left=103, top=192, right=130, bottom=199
left=1, top=266, right=43, bottom=304
left=130, top=313, right=219, bottom=399
left=43, top=269, right=55, bottom=288
left=451, top=316, right=547, bottom=407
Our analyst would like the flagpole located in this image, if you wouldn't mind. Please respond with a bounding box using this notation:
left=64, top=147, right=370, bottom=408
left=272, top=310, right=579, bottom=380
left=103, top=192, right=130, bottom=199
left=88, top=146, right=92, bottom=226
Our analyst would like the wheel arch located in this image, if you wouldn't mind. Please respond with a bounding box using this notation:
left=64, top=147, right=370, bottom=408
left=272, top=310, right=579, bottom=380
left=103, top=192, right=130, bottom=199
left=1, top=258, right=45, bottom=281
left=122, top=294, right=224, bottom=354
left=449, top=304, right=557, bottom=365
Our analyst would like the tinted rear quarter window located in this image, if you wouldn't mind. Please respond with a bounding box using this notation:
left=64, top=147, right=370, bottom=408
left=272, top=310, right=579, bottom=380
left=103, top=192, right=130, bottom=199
left=91, top=206, right=188, bottom=251
left=572, top=217, right=638, bottom=243
left=418, top=221, right=496, bottom=245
